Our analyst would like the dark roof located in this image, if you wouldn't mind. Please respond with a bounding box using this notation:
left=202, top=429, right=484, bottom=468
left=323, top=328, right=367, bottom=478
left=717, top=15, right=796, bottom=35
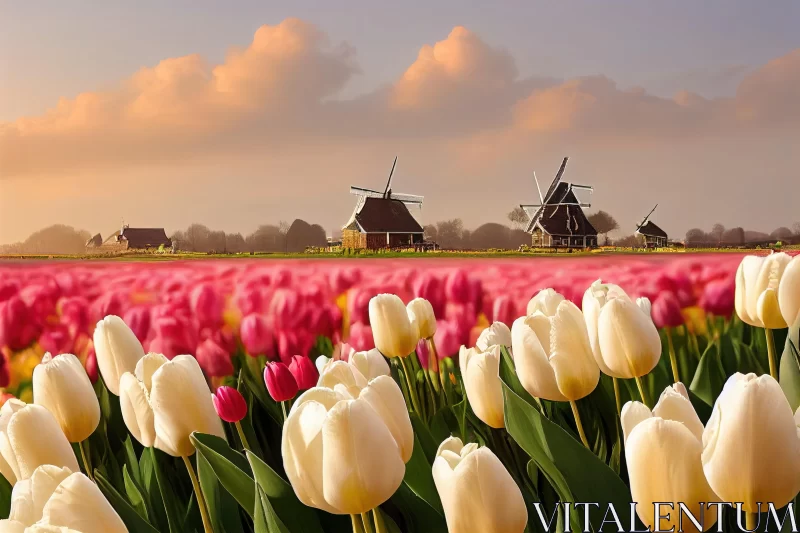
left=637, top=221, right=667, bottom=238
left=120, top=228, right=172, bottom=249
left=535, top=184, right=597, bottom=236
left=353, top=198, right=424, bottom=233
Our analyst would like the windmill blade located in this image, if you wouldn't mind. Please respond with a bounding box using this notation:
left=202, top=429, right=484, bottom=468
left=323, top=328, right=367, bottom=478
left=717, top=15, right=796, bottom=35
left=391, top=192, right=424, bottom=203
left=542, top=157, right=569, bottom=203
left=637, top=203, right=658, bottom=228
left=520, top=205, right=541, bottom=218
left=533, top=171, right=544, bottom=203
left=383, top=156, right=398, bottom=198
left=350, top=186, right=385, bottom=198
left=570, top=184, right=593, bottom=191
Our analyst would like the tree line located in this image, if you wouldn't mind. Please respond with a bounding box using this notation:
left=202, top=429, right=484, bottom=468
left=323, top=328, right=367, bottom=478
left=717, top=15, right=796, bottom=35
left=169, top=220, right=328, bottom=253
left=684, top=223, right=800, bottom=247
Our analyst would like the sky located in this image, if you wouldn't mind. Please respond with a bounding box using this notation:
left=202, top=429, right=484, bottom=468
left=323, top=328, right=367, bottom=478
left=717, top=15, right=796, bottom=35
left=1, top=0, right=799, bottom=244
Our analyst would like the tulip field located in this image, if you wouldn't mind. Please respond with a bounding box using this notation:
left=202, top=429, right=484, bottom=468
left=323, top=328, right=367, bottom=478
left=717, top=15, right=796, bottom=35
left=0, top=252, right=799, bottom=533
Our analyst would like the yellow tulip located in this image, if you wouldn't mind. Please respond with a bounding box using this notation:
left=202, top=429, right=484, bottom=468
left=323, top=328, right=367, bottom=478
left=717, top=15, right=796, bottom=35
left=735, top=253, right=792, bottom=329
left=702, top=373, right=800, bottom=512
left=369, top=294, right=419, bottom=358
left=432, top=437, right=527, bottom=533
left=407, top=298, right=437, bottom=339
left=459, top=345, right=505, bottom=428
left=32, top=353, right=100, bottom=443
left=93, top=315, right=145, bottom=395
left=511, top=300, right=599, bottom=402
left=0, top=403, right=80, bottom=485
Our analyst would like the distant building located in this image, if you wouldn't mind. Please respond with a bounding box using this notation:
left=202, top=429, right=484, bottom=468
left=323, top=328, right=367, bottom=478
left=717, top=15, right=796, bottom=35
left=635, top=205, right=668, bottom=248
left=85, top=225, right=171, bottom=252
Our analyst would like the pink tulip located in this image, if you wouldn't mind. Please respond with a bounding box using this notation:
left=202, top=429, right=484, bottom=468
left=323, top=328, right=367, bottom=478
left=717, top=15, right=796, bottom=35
left=288, top=355, right=319, bottom=390
left=60, top=296, right=90, bottom=336
left=196, top=338, right=234, bottom=378
left=701, top=278, right=735, bottom=318
left=84, top=347, right=98, bottom=383
left=270, top=289, right=302, bottom=329
left=191, top=283, right=224, bottom=328
left=415, top=338, right=431, bottom=369
left=0, top=353, right=9, bottom=388
left=39, top=323, right=74, bottom=356
left=277, top=330, right=314, bottom=364
left=123, top=306, right=152, bottom=344
left=264, top=362, right=298, bottom=402
left=0, top=280, right=19, bottom=302
left=445, top=270, right=471, bottom=305
left=90, top=291, right=124, bottom=323
left=347, top=322, right=375, bottom=352
left=0, top=296, right=39, bottom=351
left=413, top=273, right=445, bottom=317
left=212, top=386, right=248, bottom=423
left=240, top=314, right=273, bottom=357
left=433, top=320, right=462, bottom=359
left=490, top=295, right=516, bottom=327
left=651, top=292, right=685, bottom=329
left=347, top=287, right=374, bottom=326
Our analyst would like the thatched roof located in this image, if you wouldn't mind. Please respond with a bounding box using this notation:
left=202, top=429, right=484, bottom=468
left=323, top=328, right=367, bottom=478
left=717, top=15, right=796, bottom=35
left=350, top=198, right=423, bottom=233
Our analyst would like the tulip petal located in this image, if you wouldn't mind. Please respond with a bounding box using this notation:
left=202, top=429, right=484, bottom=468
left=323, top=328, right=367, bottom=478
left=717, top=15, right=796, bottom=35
left=476, top=322, right=512, bottom=352
left=9, top=465, right=72, bottom=526
left=119, top=373, right=156, bottom=448
left=150, top=355, right=226, bottom=457
left=627, top=418, right=718, bottom=533
left=0, top=520, right=25, bottom=533
left=6, top=406, right=80, bottom=481
left=0, top=400, right=27, bottom=485
left=349, top=349, right=390, bottom=381
left=511, top=317, right=566, bottom=402
left=462, top=346, right=506, bottom=428
left=548, top=302, right=599, bottom=401
left=652, top=383, right=704, bottom=442
left=318, top=361, right=367, bottom=398
left=358, top=376, right=414, bottom=462
left=39, top=473, right=127, bottom=533
left=757, top=288, right=788, bottom=329
left=597, top=298, right=662, bottom=379
left=620, top=401, right=652, bottom=442
left=93, top=315, right=145, bottom=396
left=322, top=399, right=406, bottom=515
left=778, top=256, right=800, bottom=327
left=134, top=352, right=169, bottom=391
left=369, top=294, right=419, bottom=358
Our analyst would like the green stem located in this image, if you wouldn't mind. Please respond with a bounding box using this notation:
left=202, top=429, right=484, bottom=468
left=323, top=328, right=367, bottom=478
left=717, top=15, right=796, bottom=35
left=372, top=509, right=387, bottom=533
left=234, top=421, right=251, bottom=450
left=666, top=328, right=680, bottom=383
left=281, top=401, right=288, bottom=422
left=634, top=375, right=650, bottom=408
left=399, top=356, right=423, bottom=418
left=569, top=400, right=590, bottom=449
left=361, top=513, right=375, bottom=533
left=766, top=328, right=777, bottom=379
left=612, top=377, right=621, bottom=414
left=79, top=439, right=94, bottom=482
left=414, top=350, right=438, bottom=413
left=182, top=456, right=214, bottom=533
left=351, top=515, right=364, bottom=533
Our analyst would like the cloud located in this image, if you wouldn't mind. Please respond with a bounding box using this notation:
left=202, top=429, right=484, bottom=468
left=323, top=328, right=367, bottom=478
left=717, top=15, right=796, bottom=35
left=1, top=19, right=799, bottom=178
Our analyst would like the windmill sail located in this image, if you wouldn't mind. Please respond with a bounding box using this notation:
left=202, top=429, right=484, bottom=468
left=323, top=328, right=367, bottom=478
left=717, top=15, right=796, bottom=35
left=637, top=204, right=658, bottom=229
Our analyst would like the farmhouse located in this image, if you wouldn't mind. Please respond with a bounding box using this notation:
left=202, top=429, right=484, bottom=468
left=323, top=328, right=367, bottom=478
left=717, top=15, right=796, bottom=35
left=342, top=157, right=425, bottom=250
left=86, top=225, right=171, bottom=252
left=521, top=157, right=598, bottom=249
left=635, top=205, right=668, bottom=248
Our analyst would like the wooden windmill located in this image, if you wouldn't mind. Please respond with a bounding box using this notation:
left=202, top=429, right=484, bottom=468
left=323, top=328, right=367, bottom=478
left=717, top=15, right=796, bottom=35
left=635, top=204, right=668, bottom=248
left=342, top=157, right=425, bottom=250
left=519, top=157, right=599, bottom=248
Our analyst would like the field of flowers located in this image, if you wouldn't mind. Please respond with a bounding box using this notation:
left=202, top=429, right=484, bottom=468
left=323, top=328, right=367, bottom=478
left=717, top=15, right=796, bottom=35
left=0, top=252, right=799, bottom=532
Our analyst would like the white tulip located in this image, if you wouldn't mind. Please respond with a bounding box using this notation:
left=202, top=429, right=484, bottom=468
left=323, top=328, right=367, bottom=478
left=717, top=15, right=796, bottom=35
left=475, top=322, right=511, bottom=352
left=636, top=297, right=652, bottom=318
left=33, top=353, right=100, bottom=443
left=0, top=404, right=79, bottom=485
left=460, top=345, right=505, bottom=428
left=433, top=437, right=527, bottom=533
left=315, top=355, right=331, bottom=375
left=93, top=315, right=145, bottom=395
left=703, top=373, right=800, bottom=512
left=0, top=400, right=27, bottom=486
left=526, top=288, right=564, bottom=317
left=120, top=353, right=225, bottom=456
left=38, top=471, right=127, bottom=533
left=621, top=382, right=704, bottom=443
left=407, top=298, right=437, bottom=339
left=582, top=279, right=632, bottom=376
left=349, top=349, right=391, bottom=381
left=369, top=294, right=419, bottom=358
left=511, top=300, right=599, bottom=402
left=0, top=520, right=25, bottom=532
left=597, top=297, right=662, bottom=379
left=282, top=374, right=412, bottom=515
left=735, top=253, right=792, bottom=329
left=9, top=465, right=72, bottom=526
left=778, top=254, right=800, bottom=327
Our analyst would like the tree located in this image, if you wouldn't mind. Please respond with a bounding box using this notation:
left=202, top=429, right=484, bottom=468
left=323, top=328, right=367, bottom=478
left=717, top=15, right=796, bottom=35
left=207, top=230, right=227, bottom=253
left=793, top=222, right=800, bottom=236
left=285, top=219, right=327, bottom=252
left=423, top=225, right=438, bottom=242
left=722, top=227, right=745, bottom=245
left=614, top=234, right=640, bottom=247
left=184, top=223, right=211, bottom=252
left=685, top=228, right=707, bottom=246
left=711, top=223, right=725, bottom=244
left=436, top=219, right=465, bottom=249
left=587, top=211, right=619, bottom=244
left=4, top=225, right=91, bottom=255
left=226, top=233, right=246, bottom=253
left=247, top=225, right=285, bottom=252
left=770, top=227, right=793, bottom=241
left=507, top=207, right=528, bottom=231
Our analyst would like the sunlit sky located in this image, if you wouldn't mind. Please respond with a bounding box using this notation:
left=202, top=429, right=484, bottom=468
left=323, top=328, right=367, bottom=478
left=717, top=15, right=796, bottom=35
left=1, top=0, right=799, bottom=243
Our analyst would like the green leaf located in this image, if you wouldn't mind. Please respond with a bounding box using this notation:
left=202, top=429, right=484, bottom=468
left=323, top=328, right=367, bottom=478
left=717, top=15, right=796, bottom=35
left=501, top=380, right=632, bottom=532
left=191, top=432, right=256, bottom=518
left=409, top=414, right=439, bottom=465
left=390, top=482, right=448, bottom=533
left=151, top=449, right=184, bottom=533
left=0, top=474, right=11, bottom=518
left=400, top=433, right=444, bottom=515
left=123, top=436, right=142, bottom=486
left=198, top=447, right=244, bottom=533
left=123, top=464, right=149, bottom=520
left=95, top=471, right=161, bottom=533
left=780, top=322, right=800, bottom=411
left=689, top=341, right=726, bottom=407
left=246, top=450, right=324, bottom=533
left=254, top=486, right=291, bottom=533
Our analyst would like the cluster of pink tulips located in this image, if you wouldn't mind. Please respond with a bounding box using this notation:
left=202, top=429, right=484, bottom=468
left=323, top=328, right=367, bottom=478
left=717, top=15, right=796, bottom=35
left=0, top=254, right=743, bottom=398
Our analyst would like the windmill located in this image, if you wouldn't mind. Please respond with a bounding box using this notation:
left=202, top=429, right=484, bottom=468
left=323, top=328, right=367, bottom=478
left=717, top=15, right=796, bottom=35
left=636, top=204, right=658, bottom=231
left=634, top=204, right=668, bottom=248
left=348, top=156, right=424, bottom=215
left=519, top=157, right=593, bottom=233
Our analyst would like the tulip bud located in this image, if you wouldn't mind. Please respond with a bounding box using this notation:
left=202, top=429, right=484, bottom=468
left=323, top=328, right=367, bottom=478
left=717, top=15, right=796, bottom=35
left=349, top=349, right=390, bottom=381
left=369, top=294, right=419, bottom=358
left=32, top=353, right=100, bottom=442
left=651, top=292, right=684, bottom=329
left=264, top=362, right=298, bottom=402
left=778, top=255, right=800, bottom=327
left=636, top=297, right=652, bottom=317
left=212, top=386, right=247, bottom=423
left=93, top=315, right=146, bottom=395
left=475, top=322, right=511, bottom=352
left=315, top=355, right=332, bottom=375
left=239, top=313, right=273, bottom=357
left=702, top=373, right=800, bottom=512
left=527, top=288, right=564, bottom=317
left=0, top=403, right=80, bottom=484
left=288, top=355, right=319, bottom=390
left=37, top=471, right=128, bottom=532
left=490, top=295, right=516, bottom=327
left=8, top=465, right=72, bottom=526
left=735, top=253, right=792, bottom=329
left=459, top=345, right=504, bottom=428
left=407, top=298, right=437, bottom=340
left=700, top=278, right=735, bottom=318
left=432, top=437, right=527, bottom=533
left=195, top=338, right=234, bottom=378
left=0, top=519, right=26, bottom=532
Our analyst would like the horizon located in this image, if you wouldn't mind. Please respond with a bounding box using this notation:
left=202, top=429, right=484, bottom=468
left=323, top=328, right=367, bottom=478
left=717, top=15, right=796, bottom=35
left=1, top=1, right=799, bottom=245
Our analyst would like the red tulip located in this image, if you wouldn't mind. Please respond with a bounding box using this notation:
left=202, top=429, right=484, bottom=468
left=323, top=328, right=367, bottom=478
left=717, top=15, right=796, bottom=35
left=212, top=386, right=248, bottom=423
left=60, top=296, right=90, bottom=336
left=240, top=313, right=273, bottom=357
left=196, top=338, right=234, bottom=378
left=701, top=278, right=735, bottom=318
left=270, top=289, right=302, bottom=329
left=123, top=306, right=152, bottom=343
left=191, top=283, right=224, bottom=328
left=277, top=330, right=314, bottom=364
left=347, top=287, right=374, bottom=325
left=490, top=295, right=516, bottom=326
left=347, top=322, right=375, bottom=352
left=288, top=355, right=319, bottom=390
left=413, top=273, right=445, bottom=317
left=264, top=362, right=298, bottom=402
left=651, top=292, right=685, bottom=329
left=0, top=353, right=9, bottom=388
left=84, top=346, right=99, bottom=383
left=0, top=296, right=39, bottom=350
left=433, top=320, right=462, bottom=359
left=445, top=270, right=471, bottom=305
left=39, top=323, right=74, bottom=356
